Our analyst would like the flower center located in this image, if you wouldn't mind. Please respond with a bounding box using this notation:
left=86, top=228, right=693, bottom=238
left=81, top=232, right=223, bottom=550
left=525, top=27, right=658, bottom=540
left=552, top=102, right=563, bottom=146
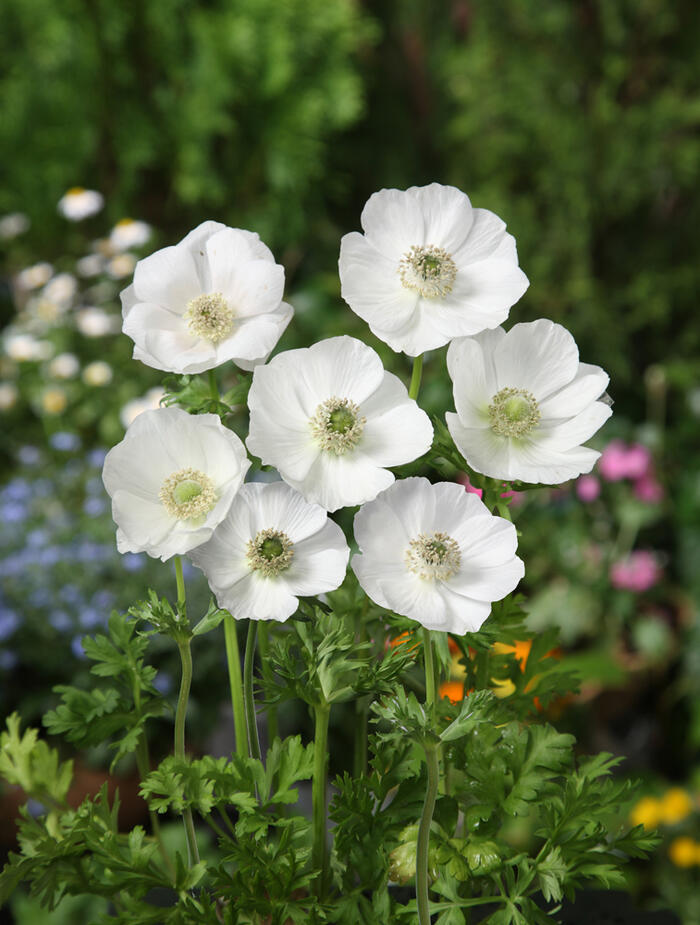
left=246, top=528, right=294, bottom=577
left=184, top=292, right=234, bottom=344
left=398, top=244, right=457, bottom=299
left=310, top=397, right=366, bottom=455
left=405, top=531, right=461, bottom=581
left=488, top=387, right=541, bottom=438
left=159, top=467, right=217, bottom=519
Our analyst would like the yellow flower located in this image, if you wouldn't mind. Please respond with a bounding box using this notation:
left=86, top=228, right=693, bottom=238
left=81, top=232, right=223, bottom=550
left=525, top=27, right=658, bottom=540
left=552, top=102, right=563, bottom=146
left=629, top=796, right=662, bottom=830
left=41, top=387, right=67, bottom=415
left=669, top=836, right=699, bottom=868
left=659, top=788, right=694, bottom=825
left=491, top=677, right=516, bottom=699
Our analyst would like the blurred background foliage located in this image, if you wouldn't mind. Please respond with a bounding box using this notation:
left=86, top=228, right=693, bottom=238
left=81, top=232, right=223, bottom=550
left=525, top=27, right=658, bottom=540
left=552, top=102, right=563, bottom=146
left=1, top=0, right=699, bottom=921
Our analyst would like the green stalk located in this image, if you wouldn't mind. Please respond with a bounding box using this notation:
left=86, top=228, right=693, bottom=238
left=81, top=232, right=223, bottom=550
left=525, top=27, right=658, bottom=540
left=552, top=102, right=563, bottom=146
left=174, top=556, right=186, bottom=609
left=257, top=622, right=278, bottom=745
left=244, top=620, right=262, bottom=761
left=417, top=744, right=439, bottom=925
left=224, top=614, right=248, bottom=759
left=312, top=701, right=331, bottom=899
left=175, top=637, right=200, bottom=866
left=416, top=628, right=439, bottom=924
left=409, top=353, right=424, bottom=401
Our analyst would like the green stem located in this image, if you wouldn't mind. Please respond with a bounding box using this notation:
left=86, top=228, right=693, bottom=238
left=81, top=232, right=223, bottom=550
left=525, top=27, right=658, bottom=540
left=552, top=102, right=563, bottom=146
left=409, top=353, right=424, bottom=401
left=257, top=622, right=278, bottom=745
left=244, top=621, right=262, bottom=761
left=174, top=556, right=186, bottom=609
left=175, top=638, right=200, bottom=866
left=417, top=745, right=439, bottom=925
left=208, top=368, right=218, bottom=402
left=422, top=627, right=436, bottom=721
left=312, top=701, right=331, bottom=899
left=224, top=614, right=248, bottom=759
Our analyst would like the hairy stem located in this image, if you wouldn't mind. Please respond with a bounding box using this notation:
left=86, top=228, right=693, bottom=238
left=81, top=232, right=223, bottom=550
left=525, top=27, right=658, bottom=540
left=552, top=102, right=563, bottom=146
left=224, top=614, right=248, bottom=759
left=175, top=637, right=200, bottom=866
left=417, top=744, right=439, bottom=925
left=244, top=620, right=262, bottom=761
left=312, top=701, right=331, bottom=899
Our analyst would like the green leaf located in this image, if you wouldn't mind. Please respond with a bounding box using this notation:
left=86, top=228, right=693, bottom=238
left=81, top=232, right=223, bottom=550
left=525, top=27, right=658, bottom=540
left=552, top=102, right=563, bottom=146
left=191, top=598, right=226, bottom=636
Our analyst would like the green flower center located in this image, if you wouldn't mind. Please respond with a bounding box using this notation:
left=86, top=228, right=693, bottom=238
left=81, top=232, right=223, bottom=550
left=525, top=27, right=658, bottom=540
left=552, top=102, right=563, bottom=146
left=405, top=531, right=461, bottom=581
left=247, top=528, right=294, bottom=577
left=398, top=244, right=457, bottom=299
left=184, top=292, right=234, bottom=344
left=488, top=387, right=541, bottom=438
left=159, top=467, right=217, bottom=519
left=310, top=397, right=366, bottom=455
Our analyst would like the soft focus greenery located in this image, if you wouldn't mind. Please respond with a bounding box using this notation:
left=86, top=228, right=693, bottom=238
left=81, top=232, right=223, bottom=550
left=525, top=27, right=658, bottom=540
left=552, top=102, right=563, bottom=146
left=1, top=1, right=699, bottom=922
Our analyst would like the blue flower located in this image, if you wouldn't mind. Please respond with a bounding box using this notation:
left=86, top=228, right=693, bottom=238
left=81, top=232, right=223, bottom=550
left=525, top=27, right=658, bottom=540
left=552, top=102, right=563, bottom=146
left=153, top=674, right=173, bottom=694
left=17, top=446, right=41, bottom=466
left=0, top=608, right=19, bottom=641
left=60, top=584, right=83, bottom=606
left=71, top=636, right=86, bottom=659
left=49, top=610, right=73, bottom=631
left=88, top=448, right=108, bottom=468
left=2, top=479, right=31, bottom=502
left=83, top=497, right=107, bottom=516
left=79, top=607, right=103, bottom=629
left=0, top=649, right=18, bottom=670
left=91, top=590, right=114, bottom=610
left=123, top=553, right=145, bottom=572
left=1, top=501, right=28, bottom=523
left=27, top=529, right=49, bottom=548
left=49, top=432, right=81, bottom=452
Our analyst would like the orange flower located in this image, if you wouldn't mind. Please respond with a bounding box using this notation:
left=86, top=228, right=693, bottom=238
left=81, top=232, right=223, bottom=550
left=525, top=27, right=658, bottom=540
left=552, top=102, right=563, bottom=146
left=439, top=681, right=465, bottom=704
left=388, top=631, right=419, bottom=652
left=492, top=639, right=532, bottom=670
left=669, top=836, right=699, bottom=868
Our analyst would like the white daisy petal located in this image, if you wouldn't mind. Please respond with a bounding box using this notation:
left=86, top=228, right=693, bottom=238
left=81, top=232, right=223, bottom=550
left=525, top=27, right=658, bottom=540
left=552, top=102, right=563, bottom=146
left=103, top=406, right=249, bottom=561
left=360, top=188, right=426, bottom=261
left=447, top=320, right=612, bottom=484
left=352, top=476, right=523, bottom=635
left=359, top=373, right=433, bottom=467
left=133, top=245, right=202, bottom=309
left=292, top=451, right=395, bottom=513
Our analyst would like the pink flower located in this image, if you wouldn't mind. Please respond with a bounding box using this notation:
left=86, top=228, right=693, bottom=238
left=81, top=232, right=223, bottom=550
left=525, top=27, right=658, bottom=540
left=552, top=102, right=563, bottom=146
left=458, top=474, right=483, bottom=499
left=576, top=474, right=601, bottom=502
left=610, top=551, right=662, bottom=592
left=634, top=475, right=664, bottom=504
left=598, top=440, right=653, bottom=482
left=500, top=488, right=525, bottom=507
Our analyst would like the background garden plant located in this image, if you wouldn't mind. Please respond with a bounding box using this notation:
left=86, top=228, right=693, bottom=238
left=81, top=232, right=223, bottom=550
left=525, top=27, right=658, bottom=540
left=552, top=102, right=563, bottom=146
left=1, top=3, right=698, bottom=923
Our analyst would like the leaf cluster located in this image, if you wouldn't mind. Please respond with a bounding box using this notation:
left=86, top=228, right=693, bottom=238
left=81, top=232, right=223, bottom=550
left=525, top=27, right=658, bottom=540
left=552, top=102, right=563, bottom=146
left=162, top=373, right=251, bottom=419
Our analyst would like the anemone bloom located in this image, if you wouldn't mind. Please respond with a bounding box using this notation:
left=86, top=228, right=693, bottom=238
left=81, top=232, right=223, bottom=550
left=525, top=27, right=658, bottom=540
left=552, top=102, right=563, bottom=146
left=446, top=320, right=612, bottom=484
left=121, top=221, right=292, bottom=374
left=246, top=336, right=433, bottom=512
left=102, top=406, right=249, bottom=561
left=352, top=477, right=524, bottom=634
left=188, top=481, right=349, bottom=622
left=338, top=183, right=529, bottom=356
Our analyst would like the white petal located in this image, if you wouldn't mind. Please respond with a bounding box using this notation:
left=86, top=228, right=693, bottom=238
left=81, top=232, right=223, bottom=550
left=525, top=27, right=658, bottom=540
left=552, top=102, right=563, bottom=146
left=179, top=221, right=228, bottom=290
left=206, top=229, right=284, bottom=315
left=133, top=243, right=202, bottom=310
left=493, top=320, right=579, bottom=400
left=215, top=572, right=299, bottom=622
left=453, top=208, right=512, bottom=264
left=438, top=586, right=493, bottom=634
left=188, top=526, right=250, bottom=590
left=359, top=372, right=433, bottom=467
left=411, top=183, right=475, bottom=253
left=112, top=491, right=174, bottom=548
left=360, top=188, right=427, bottom=261
left=534, top=401, right=612, bottom=450
left=339, top=232, right=418, bottom=333
left=446, top=415, right=516, bottom=480
left=287, top=451, right=394, bottom=512
left=284, top=520, right=349, bottom=596
left=447, top=555, right=524, bottom=602
left=300, top=336, right=385, bottom=405
left=375, top=572, right=452, bottom=629
left=447, top=331, right=503, bottom=425
left=538, top=362, right=610, bottom=420
left=232, top=302, right=294, bottom=371
left=437, top=258, right=529, bottom=322
left=123, top=302, right=216, bottom=373
left=242, top=481, right=328, bottom=543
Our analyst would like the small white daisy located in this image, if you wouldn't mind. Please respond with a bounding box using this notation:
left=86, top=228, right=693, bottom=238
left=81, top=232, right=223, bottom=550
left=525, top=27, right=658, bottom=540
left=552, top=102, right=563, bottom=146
left=57, top=188, right=104, bottom=221
left=446, top=320, right=612, bottom=484
left=48, top=353, right=80, bottom=379
left=189, top=481, right=349, bottom=622
left=121, top=220, right=293, bottom=374
left=352, top=477, right=524, bottom=634
left=109, top=218, right=152, bottom=252
left=338, top=183, right=529, bottom=356
left=102, top=406, right=250, bottom=561
left=246, top=335, right=434, bottom=512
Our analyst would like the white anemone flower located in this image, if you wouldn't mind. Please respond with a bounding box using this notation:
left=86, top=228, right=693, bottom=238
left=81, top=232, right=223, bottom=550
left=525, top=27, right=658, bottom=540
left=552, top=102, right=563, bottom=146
left=446, top=320, right=612, bottom=484
left=338, top=183, right=529, bottom=356
left=246, top=335, right=434, bottom=512
left=189, top=481, right=349, bottom=622
left=57, top=188, right=104, bottom=221
left=102, top=406, right=250, bottom=561
left=352, top=477, right=524, bottom=634
left=121, top=220, right=293, bottom=374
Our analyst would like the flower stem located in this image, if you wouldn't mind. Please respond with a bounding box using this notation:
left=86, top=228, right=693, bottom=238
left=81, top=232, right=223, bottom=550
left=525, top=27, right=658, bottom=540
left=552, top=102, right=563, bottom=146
left=417, top=744, right=439, bottom=925
left=417, top=628, right=438, bottom=924
left=244, top=620, right=262, bottom=762
left=409, top=353, right=424, bottom=401
left=223, top=614, right=248, bottom=759
left=175, top=637, right=200, bottom=866
left=312, top=701, right=331, bottom=899
left=257, top=622, right=278, bottom=745
left=208, top=368, right=218, bottom=403
left=174, top=556, right=186, bottom=609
